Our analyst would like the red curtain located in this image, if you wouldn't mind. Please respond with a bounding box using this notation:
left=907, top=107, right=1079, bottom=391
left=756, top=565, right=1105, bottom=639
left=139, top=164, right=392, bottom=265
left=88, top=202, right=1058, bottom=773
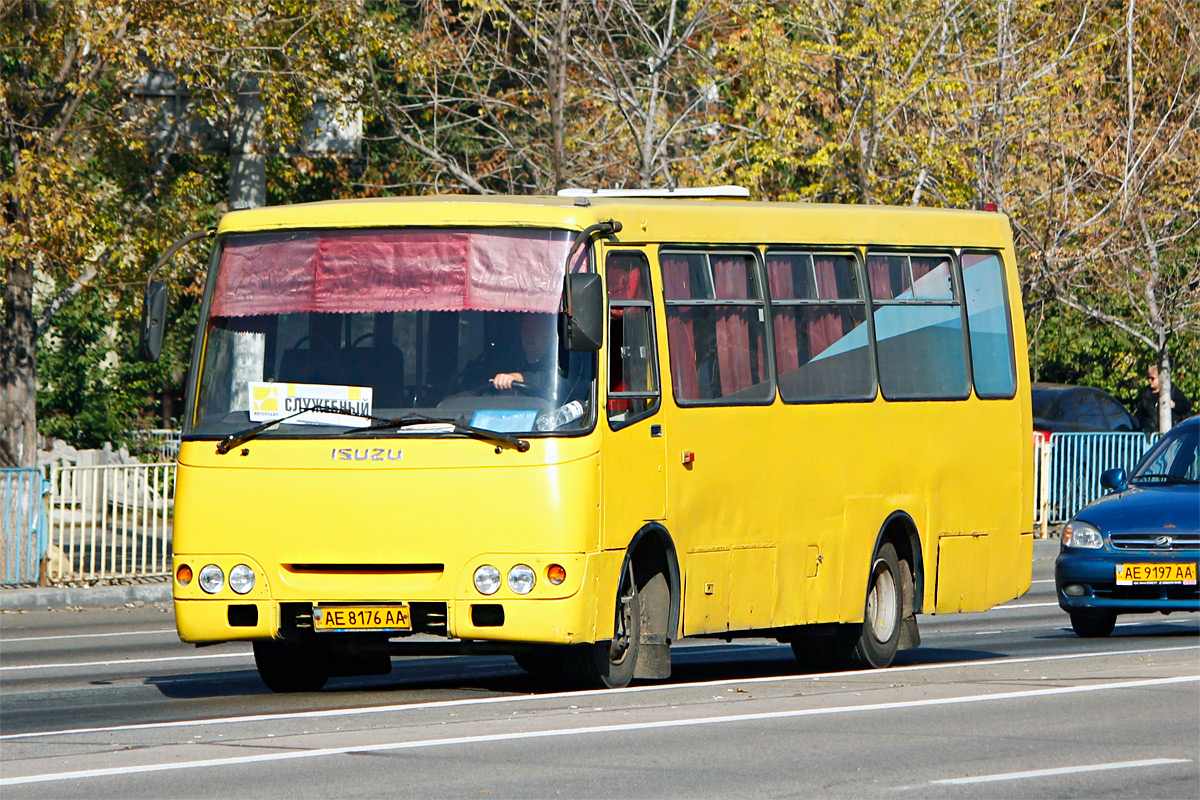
left=867, top=255, right=909, bottom=300
left=211, top=229, right=575, bottom=317
left=712, top=257, right=752, bottom=394
left=661, top=256, right=699, bottom=400
left=607, top=256, right=646, bottom=301
left=767, top=258, right=799, bottom=374
left=807, top=258, right=843, bottom=357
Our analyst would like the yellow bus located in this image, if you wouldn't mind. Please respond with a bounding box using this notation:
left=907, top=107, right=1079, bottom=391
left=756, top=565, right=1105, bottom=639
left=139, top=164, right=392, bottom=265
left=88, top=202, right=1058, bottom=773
left=143, top=191, right=1033, bottom=691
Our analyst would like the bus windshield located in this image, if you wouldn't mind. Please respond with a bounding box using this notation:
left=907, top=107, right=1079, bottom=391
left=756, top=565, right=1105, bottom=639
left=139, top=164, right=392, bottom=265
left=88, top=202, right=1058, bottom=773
left=188, top=227, right=594, bottom=439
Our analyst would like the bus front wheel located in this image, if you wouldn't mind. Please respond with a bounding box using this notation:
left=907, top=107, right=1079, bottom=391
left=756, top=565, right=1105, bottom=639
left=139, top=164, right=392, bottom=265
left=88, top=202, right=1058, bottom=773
left=562, top=575, right=642, bottom=689
left=253, top=640, right=332, bottom=692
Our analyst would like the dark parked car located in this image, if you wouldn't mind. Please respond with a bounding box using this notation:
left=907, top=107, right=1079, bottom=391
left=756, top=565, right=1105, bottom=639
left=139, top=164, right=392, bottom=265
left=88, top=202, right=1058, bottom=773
left=1032, top=382, right=1138, bottom=436
left=1055, top=416, right=1199, bottom=636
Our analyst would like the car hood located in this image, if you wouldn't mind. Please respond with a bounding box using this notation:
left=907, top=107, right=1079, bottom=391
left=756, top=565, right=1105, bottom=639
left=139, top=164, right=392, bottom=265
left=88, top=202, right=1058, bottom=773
left=1078, top=483, right=1200, bottom=534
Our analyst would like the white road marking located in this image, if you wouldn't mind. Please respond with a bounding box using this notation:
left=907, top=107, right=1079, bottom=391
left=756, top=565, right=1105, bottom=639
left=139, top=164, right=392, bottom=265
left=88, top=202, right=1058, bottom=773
left=993, top=602, right=1060, bottom=609
left=930, top=757, right=1192, bottom=785
left=1, top=675, right=1195, bottom=787
left=1, top=644, right=1195, bottom=741
left=1030, top=579, right=1055, bottom=585
left=0, top=651, right=250, bottom=672
left=0, top=629, right=177, bottom=643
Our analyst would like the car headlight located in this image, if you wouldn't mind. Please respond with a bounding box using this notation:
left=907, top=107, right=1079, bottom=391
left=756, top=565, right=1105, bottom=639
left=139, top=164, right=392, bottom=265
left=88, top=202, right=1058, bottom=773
left=1063, top=520, right=1104, bottom=549
left=507, top=564, right=536, bottom=595
left=198, top=564, right=225, bottom=594
left=474, top=565, right=501, bottom=595
left=228, top=564, right=255, bottom=595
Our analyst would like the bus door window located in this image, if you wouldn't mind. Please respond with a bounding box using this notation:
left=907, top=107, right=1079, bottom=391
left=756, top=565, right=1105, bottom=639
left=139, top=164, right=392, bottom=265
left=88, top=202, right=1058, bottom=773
left=606, top=252, right=660, bottom=427
left=867, top=251, right=969, bottom=400
left=766, top=251, right=874, bottom=402
left=661, top=249, right=772, bottom=404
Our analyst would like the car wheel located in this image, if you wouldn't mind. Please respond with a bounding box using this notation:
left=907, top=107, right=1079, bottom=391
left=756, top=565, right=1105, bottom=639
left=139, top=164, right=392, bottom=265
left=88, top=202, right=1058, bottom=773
left=1070, top=612, right=1116, bottom=638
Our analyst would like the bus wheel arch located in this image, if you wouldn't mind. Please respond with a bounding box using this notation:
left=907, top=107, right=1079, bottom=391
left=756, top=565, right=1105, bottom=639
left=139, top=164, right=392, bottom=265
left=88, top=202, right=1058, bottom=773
left=794, top=513, right=922, bottom=672
left=565, top=524, right=679, bottom=688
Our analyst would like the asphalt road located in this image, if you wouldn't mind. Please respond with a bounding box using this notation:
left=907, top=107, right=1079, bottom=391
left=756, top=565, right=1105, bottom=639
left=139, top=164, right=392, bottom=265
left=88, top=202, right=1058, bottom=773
left=2, top=556, right=1197, bottom=799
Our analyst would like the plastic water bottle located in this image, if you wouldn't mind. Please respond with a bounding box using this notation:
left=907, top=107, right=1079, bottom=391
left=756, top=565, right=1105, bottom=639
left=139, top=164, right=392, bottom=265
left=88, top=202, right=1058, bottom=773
left=536, top=400, right=584, bottom=431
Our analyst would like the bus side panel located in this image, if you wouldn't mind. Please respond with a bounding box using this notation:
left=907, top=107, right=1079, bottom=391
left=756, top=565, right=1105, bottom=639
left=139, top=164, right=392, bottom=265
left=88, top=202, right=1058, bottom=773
left=934, top=534, right=989, bottom=613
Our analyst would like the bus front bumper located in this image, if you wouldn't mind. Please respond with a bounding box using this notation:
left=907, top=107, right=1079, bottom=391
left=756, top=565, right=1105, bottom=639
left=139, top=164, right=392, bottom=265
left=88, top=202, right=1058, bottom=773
left=174, top=592, right=602, bottom=646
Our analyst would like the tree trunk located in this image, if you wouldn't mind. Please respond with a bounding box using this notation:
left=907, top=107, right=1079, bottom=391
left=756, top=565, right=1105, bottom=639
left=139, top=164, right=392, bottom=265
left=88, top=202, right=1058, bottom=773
left=1157, top=349, right=1174, bottom=433
left=1, top=256, right=38, bottom=468
left=548, top=0, right=569, bottom=192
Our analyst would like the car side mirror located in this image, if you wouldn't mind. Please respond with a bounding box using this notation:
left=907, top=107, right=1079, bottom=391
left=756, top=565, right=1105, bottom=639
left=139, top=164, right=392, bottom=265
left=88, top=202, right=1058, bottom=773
left=560, top=273, right=603, bottom=352
left=137, top=280, right=168, bottom=362
left=1099, top=468, right=1127, bottom=493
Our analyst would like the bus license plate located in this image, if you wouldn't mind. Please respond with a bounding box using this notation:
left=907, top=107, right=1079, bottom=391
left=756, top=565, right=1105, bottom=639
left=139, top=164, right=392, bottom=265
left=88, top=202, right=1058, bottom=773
left=1115, top=563, right=1197, bottom=586
left=313, top=604, right=412, bottom=632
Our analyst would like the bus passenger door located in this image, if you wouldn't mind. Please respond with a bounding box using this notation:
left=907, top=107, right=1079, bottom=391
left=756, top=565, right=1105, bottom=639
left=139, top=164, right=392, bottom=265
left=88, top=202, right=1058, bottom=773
left=601, top=250, right=667, bottom=550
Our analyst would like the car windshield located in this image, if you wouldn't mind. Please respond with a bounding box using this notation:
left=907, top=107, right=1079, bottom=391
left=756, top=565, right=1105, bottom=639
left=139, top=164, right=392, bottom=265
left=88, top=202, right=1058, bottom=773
left=1132, top=423, right=1199, bottom=483
left=188, top=227, right=594, bottom=439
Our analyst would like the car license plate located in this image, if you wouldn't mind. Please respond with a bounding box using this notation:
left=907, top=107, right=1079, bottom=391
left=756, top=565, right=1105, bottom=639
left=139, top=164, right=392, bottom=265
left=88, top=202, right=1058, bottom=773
left=1115, top=563, right=1197, bottom=586
left=313, top=604, right=412, bottom=632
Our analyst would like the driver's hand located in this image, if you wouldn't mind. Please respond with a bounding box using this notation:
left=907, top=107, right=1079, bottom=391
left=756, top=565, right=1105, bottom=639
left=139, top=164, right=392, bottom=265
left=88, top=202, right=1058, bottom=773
left=491, top=372, right=524, bottom=390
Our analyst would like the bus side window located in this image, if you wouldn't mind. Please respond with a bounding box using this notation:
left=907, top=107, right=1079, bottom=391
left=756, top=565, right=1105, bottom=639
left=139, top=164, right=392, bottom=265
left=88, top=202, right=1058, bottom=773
left=867, top=251, right=970, bottom=400
left=766, top=251, right=875, bottom=402
left=606, top=252, right=660, bottom=428
left=961, top=251, right=1017, bottom=398
left=662, top=249, right=772, bottom=405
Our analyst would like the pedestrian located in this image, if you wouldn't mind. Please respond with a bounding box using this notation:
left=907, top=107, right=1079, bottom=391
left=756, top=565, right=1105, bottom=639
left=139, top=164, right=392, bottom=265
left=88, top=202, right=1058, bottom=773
left=1135, top=365, right=1192, bottom=433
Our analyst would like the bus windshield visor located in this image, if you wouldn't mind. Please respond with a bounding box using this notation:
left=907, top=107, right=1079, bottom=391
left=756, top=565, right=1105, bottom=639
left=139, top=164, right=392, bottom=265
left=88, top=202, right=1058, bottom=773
left=189, top=227, right=594, bottom=438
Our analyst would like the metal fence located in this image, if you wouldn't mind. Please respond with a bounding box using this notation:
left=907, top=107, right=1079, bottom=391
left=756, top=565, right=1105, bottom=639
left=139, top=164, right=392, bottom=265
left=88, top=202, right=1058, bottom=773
left=1035, top=432, right=1159, bottom=530
left=2, top=468, right=48, bottom=585
left=45, top=462, right=175, bottom=581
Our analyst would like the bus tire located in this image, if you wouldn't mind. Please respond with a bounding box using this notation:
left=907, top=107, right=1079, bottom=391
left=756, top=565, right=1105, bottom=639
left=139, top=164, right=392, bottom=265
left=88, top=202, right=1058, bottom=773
left=253, top=640, right=332, bottom=692
left=562, top=574, right=642, bottom=689
left=1070, top=611, right=1116, bottom=638
left=513, top=651, right=564, bottom=675
left=839, top=542, right=904, bottom=670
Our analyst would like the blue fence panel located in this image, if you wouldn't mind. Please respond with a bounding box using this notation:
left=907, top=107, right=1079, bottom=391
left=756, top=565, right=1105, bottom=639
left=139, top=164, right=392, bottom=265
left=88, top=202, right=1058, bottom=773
left=2, top=468, right=48, bottom=585
left=1046, top=433, right=1159, bottom=524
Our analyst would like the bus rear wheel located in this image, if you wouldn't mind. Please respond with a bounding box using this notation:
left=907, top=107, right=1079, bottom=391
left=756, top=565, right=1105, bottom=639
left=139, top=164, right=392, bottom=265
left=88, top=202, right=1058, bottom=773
left=253, top=640, right=331, bottom=692
left=795, top=542, right=903, bottom=672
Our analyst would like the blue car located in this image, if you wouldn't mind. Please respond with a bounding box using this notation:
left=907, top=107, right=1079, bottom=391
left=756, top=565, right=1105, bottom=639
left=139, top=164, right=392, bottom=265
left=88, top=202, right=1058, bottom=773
left=1055, top=416, right=1199, bottom=637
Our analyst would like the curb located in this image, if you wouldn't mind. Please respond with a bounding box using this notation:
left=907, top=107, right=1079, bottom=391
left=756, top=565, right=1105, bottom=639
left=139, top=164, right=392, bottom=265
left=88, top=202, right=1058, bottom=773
left=0, top=582, right=172, bottom=612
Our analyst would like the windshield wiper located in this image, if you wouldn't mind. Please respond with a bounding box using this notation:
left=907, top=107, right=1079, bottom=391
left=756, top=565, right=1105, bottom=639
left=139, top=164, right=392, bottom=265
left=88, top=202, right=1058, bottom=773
left=1131, top=473, right=1197, bottom=484
left=216, top=407, right=530, bottom=455
left=352, top=413, right=531, bottom=453
left=216, top=404, right=377, bottom=454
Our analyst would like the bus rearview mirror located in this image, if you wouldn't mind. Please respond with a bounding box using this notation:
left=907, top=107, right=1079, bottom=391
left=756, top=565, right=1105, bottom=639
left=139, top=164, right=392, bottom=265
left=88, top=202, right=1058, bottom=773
left=561, top=273, right=604, bottom=352
left=138, top=280, right=168, bottom=362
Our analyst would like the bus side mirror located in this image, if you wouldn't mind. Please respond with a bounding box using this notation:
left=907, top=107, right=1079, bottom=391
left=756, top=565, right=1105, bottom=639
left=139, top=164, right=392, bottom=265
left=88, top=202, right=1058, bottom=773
left=561, top=273, right=603, bottom=352
left=138, top=280, right=168, bottom=362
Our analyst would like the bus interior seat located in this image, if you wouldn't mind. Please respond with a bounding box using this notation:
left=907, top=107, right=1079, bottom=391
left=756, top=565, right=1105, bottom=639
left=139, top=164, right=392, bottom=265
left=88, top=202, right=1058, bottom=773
left=277, top=346, right=343, bottom=386
left=342, top=343, right=405, bottom=406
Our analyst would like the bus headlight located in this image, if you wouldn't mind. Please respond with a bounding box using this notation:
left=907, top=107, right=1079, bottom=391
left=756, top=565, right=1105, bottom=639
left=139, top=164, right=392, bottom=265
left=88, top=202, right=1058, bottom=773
left=507, top=564, right=536, bottom=595
left=198, top=564, right=225, bottom=594
left=229, top=564, right=255, bottom=595
left=1063, top=520, right=1103, bottom=549
left=474, top=565, right=501, bottom=595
